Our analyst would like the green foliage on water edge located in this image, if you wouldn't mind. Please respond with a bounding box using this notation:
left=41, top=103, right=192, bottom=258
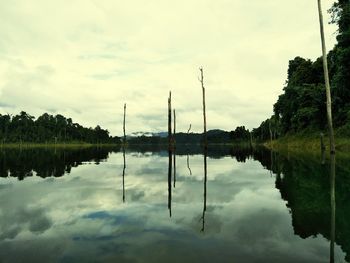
left=0, top=111, right=120, bottom=144
left=253, top=0, right=350, bottom=142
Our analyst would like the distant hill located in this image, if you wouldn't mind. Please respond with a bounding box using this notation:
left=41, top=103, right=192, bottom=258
left=127, top=129, right=247, bottom=145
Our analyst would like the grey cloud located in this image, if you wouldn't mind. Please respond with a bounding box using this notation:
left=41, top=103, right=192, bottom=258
left=0, top=206, right=52, bottom=240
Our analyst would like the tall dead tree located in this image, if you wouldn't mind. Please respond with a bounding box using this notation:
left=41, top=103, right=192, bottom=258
left=168, top=92, right=172, bottom=150
left=173, top=109, right=176, bottom=188
left=317, top=0, right=335, bottom=154
left=173, top=109, right=176, bottom=146
left=122, top=103, right=127, bottom=202
left=123, top=103, right=126, bottom=145
left=199, top=68, right=207, bottom=149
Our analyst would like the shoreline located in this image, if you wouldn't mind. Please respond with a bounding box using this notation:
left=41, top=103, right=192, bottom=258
left=0, top=143, right=120, bottom=148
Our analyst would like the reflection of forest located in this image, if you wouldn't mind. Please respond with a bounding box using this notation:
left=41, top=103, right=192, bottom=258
left=2, top=145, right=350, bottom=261
left=255, top=149, right=350, bottom=263
left=0, top=146, right=119, bottom=180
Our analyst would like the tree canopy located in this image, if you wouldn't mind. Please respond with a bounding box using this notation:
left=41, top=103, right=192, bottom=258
left=253, top=0, right=350, bottom=141
left=0, top=111, right=120, bottom=144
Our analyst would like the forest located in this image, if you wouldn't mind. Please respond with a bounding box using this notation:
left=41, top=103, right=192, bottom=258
left=252, top=0, right=350, bottom=141
left=0, top=111, right=120, bottom=144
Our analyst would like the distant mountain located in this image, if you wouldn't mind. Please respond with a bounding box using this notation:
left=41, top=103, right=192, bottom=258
left=127, top=131, right=168, bottom=138
left=126, top=129, right=238, bottom=145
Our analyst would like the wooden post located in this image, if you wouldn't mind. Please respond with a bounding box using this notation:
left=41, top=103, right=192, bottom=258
left=199, top=68, right=207, bottom=149
left=168, top=92, right=172, bottom=150
left=317, top=0, right=335, bottom=154
left=123, top=103, right=126, bottom=145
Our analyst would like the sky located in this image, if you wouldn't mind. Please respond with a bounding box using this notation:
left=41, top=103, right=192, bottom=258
left=0, top=0, right=338, bottom=136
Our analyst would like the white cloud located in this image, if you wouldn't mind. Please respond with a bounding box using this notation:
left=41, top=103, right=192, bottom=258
left=0, top=0, right=338, bottom=135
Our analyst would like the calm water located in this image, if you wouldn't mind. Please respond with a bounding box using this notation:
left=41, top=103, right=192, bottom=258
left=0, top=146, right=348, bottom=263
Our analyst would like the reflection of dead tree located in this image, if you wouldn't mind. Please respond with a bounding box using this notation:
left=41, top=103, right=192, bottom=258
left=168, top=149, right=172, bottom=218
left=122, top=103, right=127, bottom=203
left=187, top=124, right=192, bottom=176
left=330, top=153, right=336, bottom=263
left=173, top=150, right=176, bottom=188
left=122, top=146, right=126, bottom=203
left=187, top=155, right=192, bottom=176
left=200, top=150, right=207, bottom=232
left=173, top=109, right=176, bottom=188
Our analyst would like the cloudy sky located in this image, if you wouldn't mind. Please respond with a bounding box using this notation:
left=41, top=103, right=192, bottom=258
left=0, top=0, right=337, bottom=136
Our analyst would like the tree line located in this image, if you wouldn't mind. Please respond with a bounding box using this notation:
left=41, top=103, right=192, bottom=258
left=0, top=111, right=120, bottom=144
left=253, top=0, right=350, bottom=141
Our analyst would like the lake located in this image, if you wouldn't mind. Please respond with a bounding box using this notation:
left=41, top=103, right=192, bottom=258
left=0, top=146, right=348, bottom=263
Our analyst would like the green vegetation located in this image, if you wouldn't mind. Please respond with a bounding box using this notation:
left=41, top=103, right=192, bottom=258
left=0, top=111, right=120, bottom=145
left=127, top=128, right=251, bottom=146
left=259, top=150, right=350, bottom=262
left=265, top=130, right=350, bottom=152
left=252, top=0, right=350, bottom=144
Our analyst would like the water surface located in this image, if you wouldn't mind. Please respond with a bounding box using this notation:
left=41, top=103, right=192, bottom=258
left=0, top=146, right=348, bottom=262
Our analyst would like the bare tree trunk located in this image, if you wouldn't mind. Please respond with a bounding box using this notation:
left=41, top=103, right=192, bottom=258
left=173, top=109, right=176, bottom=146
left=123, top=103, right=126, bottom=145
left=199, top=68, right=207, bottom=149
left=173, top=107, right=177, bottom=187
left=317, top=0, right=336, bottom=154
left=168, top=92, right=172, bottom=150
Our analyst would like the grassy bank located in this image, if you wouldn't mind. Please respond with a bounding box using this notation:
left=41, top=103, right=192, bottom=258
left=264, top=130, right=350, bottom=153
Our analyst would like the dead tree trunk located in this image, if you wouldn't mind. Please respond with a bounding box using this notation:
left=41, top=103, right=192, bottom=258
left=199, top=68, right=207, bottom=149
left=123, top=103, right=126, bottom=145
left=173, top=109, right=176, bottom=147
left=317, top=0, right=335, bottom=154
left=168, top=92, right=172, bottom=150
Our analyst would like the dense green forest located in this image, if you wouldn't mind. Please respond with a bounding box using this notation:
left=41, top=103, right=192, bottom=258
left=0, top=111, right=120, bottom=144
left=253, top=0, right=350, bottom=141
